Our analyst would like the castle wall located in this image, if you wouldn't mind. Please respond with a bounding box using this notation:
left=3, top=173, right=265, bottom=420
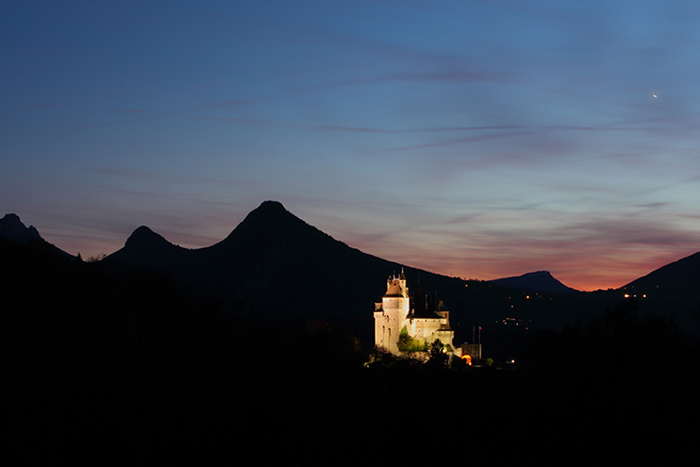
left=373, top=282, right=410, bottom=353
left=407, top=317, right=447, bottom=342
left=374, top=273, right=457, bottom=355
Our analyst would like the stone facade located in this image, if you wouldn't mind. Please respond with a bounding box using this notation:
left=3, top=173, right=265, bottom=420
left=373, top=269, right=457, bottom=355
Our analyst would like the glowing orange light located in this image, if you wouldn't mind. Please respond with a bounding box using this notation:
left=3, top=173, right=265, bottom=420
left=461, top=354, right=472, bottom=366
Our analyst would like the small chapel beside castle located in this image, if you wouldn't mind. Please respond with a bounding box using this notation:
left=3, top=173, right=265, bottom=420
left=373, top=269, right=459, bottom=357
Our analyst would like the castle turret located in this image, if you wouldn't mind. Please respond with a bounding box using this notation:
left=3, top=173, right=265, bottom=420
left=373, top=269, right=410, bottom=353
left=373, top=270, right=458, bottom=356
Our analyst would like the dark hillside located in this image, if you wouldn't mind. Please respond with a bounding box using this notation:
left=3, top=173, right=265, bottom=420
left=103, top=201, right=620, bottom=351
left=105, top=201, right=465, bottom=346
left=0, top=213, right=43, bottom=242
left=0, top=213, right=73, bottom=258
left=4, top=216, right=700, bottom=463
left=621, top=251, right=700, bottom=334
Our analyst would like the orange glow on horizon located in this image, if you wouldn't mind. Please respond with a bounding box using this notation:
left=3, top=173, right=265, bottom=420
left=412, top=252, right=691, bottom=292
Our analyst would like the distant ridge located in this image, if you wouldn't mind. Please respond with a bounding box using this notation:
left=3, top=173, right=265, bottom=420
left=616, top=250, right=700, bottom=335
left=104, top=200, right=412, bottom=342
left=215, top=199, right=331, bottom=248
left=6, top=202, right=700, bottom=344
left=0, top=213, right=73, bottom=259
left=490, top=271, right=579, bottom=293
left=622, top=251, right=700, bottom=301
left=126, top=225, right=172, bottom=247
left=103, top=201, right=618, bottom=345
left=123, top=225, right=185, bottom=255
left=0, top=213, right=43, bottom=243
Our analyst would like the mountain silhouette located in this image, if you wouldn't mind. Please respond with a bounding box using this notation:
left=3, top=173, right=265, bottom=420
left=105, top=200, right=441, bottom=344
left=5, top=205, right=700, bottom=463
left=620, top=251, right=700, bottom=333
left=103, top=200, right=700, bottom=344
left=6, top=204, right=700, bottom=344
left=105, top=200, right=554, bottom=348
left=0, top=213, right=73, bottom=259
left=0, top=213, right=44, bottom=243
left=623, top=251, right=700, bottom=294
left=490, top=271, right=579, bottom=293
left=115, top=225, right=189, bottom=271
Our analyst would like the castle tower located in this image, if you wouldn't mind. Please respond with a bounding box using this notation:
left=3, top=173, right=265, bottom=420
left=373, top=269, right=410, bottom=354
left=373, top=269, right=458, bottom=356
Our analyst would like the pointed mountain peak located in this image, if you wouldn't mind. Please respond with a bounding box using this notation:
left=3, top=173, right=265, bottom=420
left=239, top=200, right=293, bottom=225
left=125, top=225, right=172, bottom=248
left=103, top=225, right=184, bottom=268
left=0, top=213, right=44, bottom=243
left=224, top=201, right=303, bottom=236
left=215, top=200, right=339, bottom=251
left=2, top=213, right=21, bottom=223
left=256, top=200, right=287, bottom=213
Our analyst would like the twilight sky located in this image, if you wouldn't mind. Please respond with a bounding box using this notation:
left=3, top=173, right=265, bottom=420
left=2, top=1, right=700, bottom=291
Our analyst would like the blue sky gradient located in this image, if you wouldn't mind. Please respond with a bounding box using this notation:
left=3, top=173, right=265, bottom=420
left=3, top=1, right=700, bottom=290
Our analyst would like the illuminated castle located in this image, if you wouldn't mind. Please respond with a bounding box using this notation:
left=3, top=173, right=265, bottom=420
left=373, top=269, right=457, bottom=356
